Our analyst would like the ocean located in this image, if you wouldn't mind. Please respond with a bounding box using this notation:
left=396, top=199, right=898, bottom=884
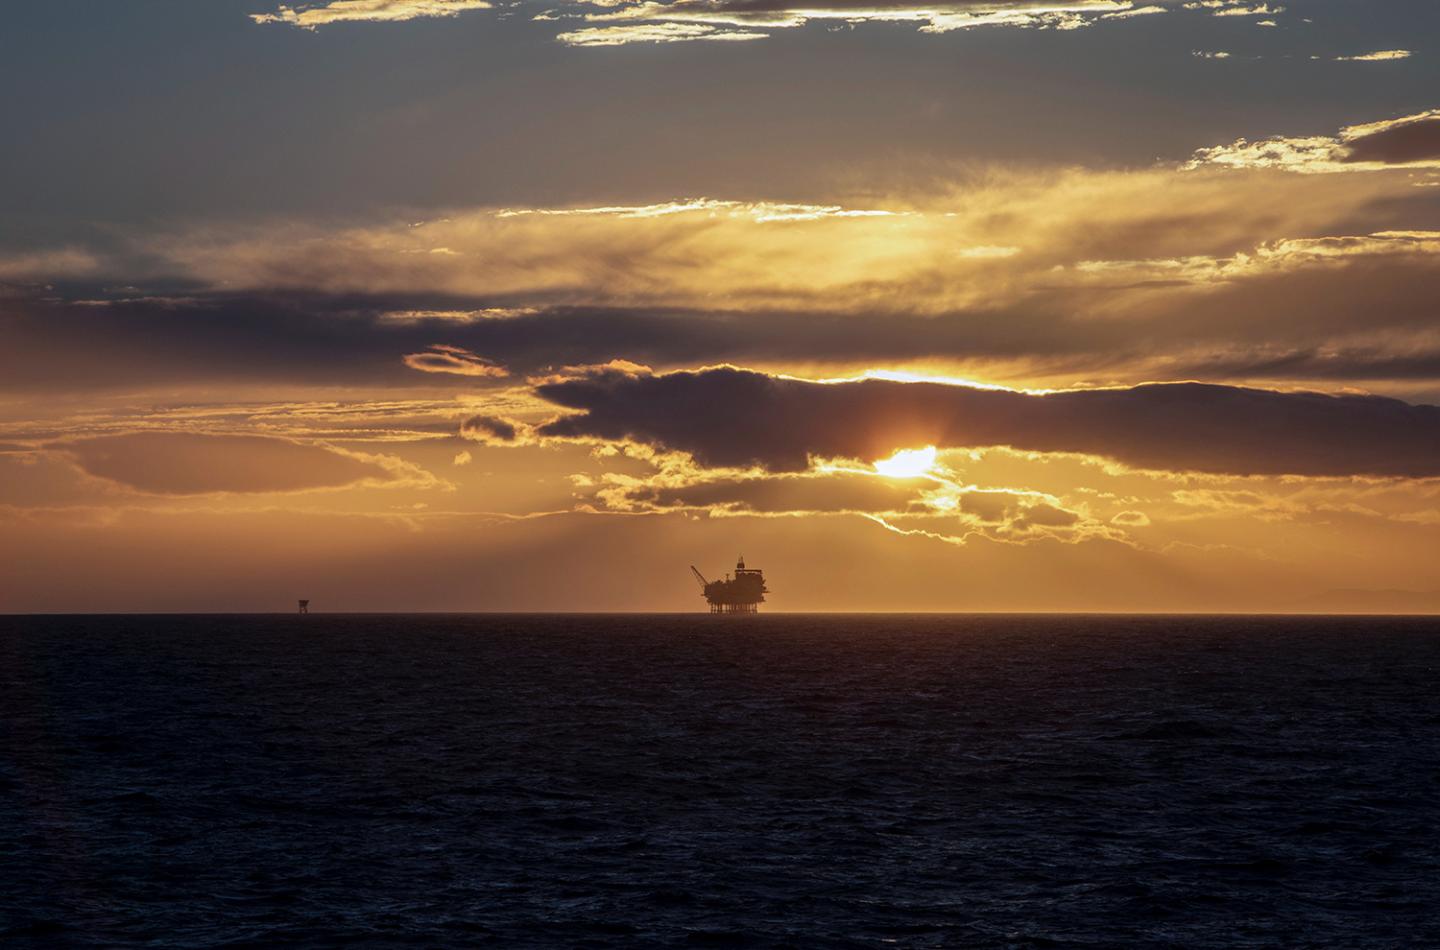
left=1, top=614, right=1438, bottom=947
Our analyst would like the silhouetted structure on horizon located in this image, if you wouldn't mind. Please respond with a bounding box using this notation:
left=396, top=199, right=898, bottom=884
left=298, top=600, right=309, bottom=615
left=691, top=557, right=769, bottom=614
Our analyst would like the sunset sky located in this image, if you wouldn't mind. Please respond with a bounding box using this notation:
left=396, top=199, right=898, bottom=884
left=3, top=0, right=1440, bottom=612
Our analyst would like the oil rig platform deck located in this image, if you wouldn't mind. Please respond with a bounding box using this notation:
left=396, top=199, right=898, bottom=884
left=691, top=557, right=769, bottom=614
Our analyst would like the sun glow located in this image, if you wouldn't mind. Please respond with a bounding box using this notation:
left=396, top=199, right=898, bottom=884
left=873, top=445, right=939, bottom=478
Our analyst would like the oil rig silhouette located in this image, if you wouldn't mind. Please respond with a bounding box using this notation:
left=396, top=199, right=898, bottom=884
left=691, top=557, right=769, bottom=614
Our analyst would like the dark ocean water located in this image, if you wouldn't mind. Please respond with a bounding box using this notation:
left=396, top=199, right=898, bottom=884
left=2, top=614, right=1439, bottom=948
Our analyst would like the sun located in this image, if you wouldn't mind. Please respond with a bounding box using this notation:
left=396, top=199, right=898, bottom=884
left=873, top=445, right=939, bottom=478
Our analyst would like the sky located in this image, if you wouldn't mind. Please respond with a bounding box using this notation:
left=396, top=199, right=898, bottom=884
left=3, top=0, right=1440, bottom=612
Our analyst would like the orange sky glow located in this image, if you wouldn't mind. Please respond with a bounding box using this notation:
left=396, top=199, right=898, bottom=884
left=3, top=0, right=1440, bottom=612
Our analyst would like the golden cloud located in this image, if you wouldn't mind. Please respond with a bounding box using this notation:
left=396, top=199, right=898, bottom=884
left=139, top=163, right=1414, bottom=319
left=251, top=0, right=492, bottom=28
left=556, top=21, right=768, bottom=44
left=551, top=0, right=1194, bottom=47
left=1334, top=50, right=1412, bottom=62
left=402, top=345, right=509, bottom=378
left=1188, top=108, right=1440, bottom=173
left=248, top=0, right=1280, bottom=45
left=6, top=109, right=1436, bottom=404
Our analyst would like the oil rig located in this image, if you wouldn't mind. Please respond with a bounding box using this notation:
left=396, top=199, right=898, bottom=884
left=691, top=557, right=769, bottom=614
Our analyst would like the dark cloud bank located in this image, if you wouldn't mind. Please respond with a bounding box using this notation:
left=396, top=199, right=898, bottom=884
left=8, top=274, right=1440, bottom=393
left=1345, top=116, right=1440, bottom=165
left=535, top=366, right=1440, bottom=478
left=461, top=415, right=519, bottom=443
left=0, top=291, right=1064, bottom=391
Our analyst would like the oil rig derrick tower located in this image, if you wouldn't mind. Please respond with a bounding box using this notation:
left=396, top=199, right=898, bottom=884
left=690, top=556, right=769, bottom=614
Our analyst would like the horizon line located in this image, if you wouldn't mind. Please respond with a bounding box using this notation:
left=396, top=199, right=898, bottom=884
left=4, top=610, right=1439, bottom=618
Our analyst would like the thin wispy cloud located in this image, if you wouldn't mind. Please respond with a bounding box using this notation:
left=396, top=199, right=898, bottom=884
left=402, top=345, right=509, bottom=377
left=251, top=0, right=1286, bottom=44
left=1188, top=108, right=1440, bottom=172
left=552, top=0, right=1175, bottom=46
left=0, top=247, right=103, bottom=281
left=1334, top=49, right=1413, bottom=62
left=251, top=0, right=492, bottom=28
left=58, top=432, right=413, bottom=495
left=556, top=22, right=769, bottom=45
left=1183, top=0, right=1281, bottom=16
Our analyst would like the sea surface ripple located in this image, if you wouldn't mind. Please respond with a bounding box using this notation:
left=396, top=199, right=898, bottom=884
left=1, top=614, right=1438, bottom=947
